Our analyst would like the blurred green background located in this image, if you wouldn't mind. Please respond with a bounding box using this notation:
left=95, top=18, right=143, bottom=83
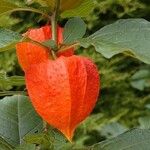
left=1, top=0, right=150, bottom=147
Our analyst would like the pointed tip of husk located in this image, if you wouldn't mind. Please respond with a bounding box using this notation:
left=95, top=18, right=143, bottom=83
left=66, top=136, right=73, bottom=143
left=61, top=128, right=75, bottom=143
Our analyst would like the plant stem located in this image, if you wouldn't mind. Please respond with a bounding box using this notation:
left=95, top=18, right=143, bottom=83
left=50, top=0, right=60, bottom=60
left=43, top=121, right=49, bottom=132
left=51, top=0, right=60, bottom=48
left=59, top=42, right=80, bottom=52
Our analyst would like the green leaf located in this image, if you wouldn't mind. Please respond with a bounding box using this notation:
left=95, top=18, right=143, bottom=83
left=63, top=17, right=86, bottom=44
left=130, top=69, right=150, bottom=91
left=0, top=95, right=43, bottom=147
left=60, top=0, right=84, bottom=11
left=0, top=28, right=21, bottom=52
left=0, top=0, right=19, bottom=15
left=15, top=144, right=36, bottom=150
left=35, top=0, right=84, bottom=12
left=90, top=129, right=150, bottom=150
left=25, top=128, right=68, bottom=150
left=34, top=0, right=55, bottom=9
left=48, top=129, right=68, bottom=150
left=25, top=133, right=53, bottom=149
left=78, top=19, right=150, bottom=64
left=0, top=137, right=13, bottom=150
left=61, top=0, right=95, bottom=18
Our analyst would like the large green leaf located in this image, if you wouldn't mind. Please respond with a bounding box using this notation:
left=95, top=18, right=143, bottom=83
left=60, top=0, right=84, bottom=11
left=0, top=28, right=21, bottom=52
left=0, top=137, right=13, bottom=150
left=61, top=0, right=95, bottom=18
left=0, top=95, right=43, bottom=147
left=79, top=19, right=150, bottom=64
left=63, top=17, right=86, bottom=44
left=15, top=144, right=36, bottom=150
left=90, top=129, right=150, bottom=150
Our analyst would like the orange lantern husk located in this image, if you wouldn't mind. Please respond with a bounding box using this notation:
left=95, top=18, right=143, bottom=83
left=25, top=56, right=100, bottom=141
left=16, top=25, right=100, bottom=141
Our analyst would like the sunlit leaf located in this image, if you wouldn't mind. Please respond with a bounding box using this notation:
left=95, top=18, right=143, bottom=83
left=60, top=0, right=84, bottom=11
left=61, top=0, right=94, bottom=18
left=0, top=0, right=19, bottom=15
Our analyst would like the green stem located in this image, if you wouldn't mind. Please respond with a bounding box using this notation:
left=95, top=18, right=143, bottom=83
left=59, top=42, right=80, bottom=52
left=43, top=121, right=49, bottom=132
left=51, top=15, right=57, bottom=45
left=51, top=0, right=60, bottom=48
left=51, top=50, right=57, bottom=59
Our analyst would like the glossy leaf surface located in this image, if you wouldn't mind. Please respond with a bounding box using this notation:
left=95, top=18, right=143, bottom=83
left=0, top=95, right=43, bottom=146
left=79, top=19, right=150, bottom=64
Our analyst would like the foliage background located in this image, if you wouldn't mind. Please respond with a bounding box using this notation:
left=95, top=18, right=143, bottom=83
left=1, top=0, right=150, bottom=148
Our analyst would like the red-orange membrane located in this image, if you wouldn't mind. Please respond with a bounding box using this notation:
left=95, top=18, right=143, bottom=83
left=25, top=55, right=100, bottom=141
left=16, top=25, right=100, bottom=141
left=16, top=42, right=50, bottom=71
